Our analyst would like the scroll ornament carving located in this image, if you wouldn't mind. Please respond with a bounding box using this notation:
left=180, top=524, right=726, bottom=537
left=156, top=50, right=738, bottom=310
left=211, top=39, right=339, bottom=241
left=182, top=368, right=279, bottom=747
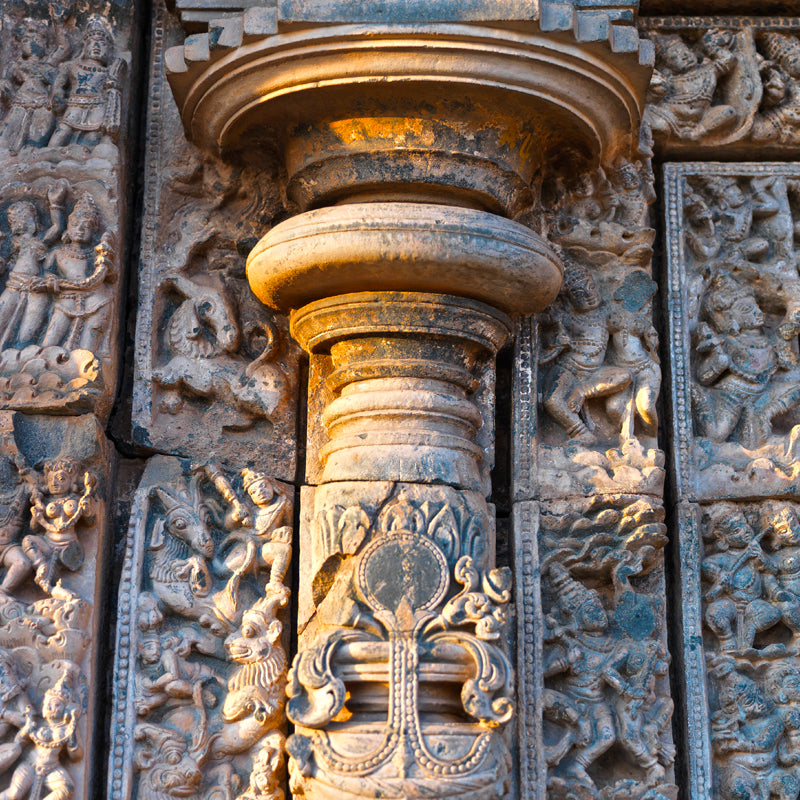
left=287, top=489, right=513, bottom=800
left=0, top=439, right=99, bottom=800
left=132, top=464, right=292, bottom=800
left=700, top=502, right=800, bottom=799
left=643, top=27, right=800, bottom=151
left=681, top=174, right=800, bottom=490
left=537, top=159, right=664, bottom=497
left=0, top=183, right=115, bottom=412
left=540, top=496, right=676, bottom=800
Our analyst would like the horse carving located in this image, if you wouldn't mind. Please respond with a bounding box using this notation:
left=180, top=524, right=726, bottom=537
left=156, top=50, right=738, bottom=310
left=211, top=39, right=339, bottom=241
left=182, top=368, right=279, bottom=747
left=153, top=273, right=288, bottom=423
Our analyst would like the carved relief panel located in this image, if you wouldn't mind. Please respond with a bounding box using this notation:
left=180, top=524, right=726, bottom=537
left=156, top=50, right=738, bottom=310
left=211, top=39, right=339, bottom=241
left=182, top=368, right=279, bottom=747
left=0, top=1, right=136, bottom=421
left=533, top=159, right=665, bottom=500
left=0, top=410, right=112, bottom=800
left=514, top=495, right=676, bottom=800
left=290, top=480, right=513, bottom=800
left=665, top=163, right=800, bottom=501
left=675, top=500, right=800, bottom=800
left=641, top=19, right=800, bottom=157
left=110, top=456, right=293, bottom=800
left=132, top=3, right=300, bottom=479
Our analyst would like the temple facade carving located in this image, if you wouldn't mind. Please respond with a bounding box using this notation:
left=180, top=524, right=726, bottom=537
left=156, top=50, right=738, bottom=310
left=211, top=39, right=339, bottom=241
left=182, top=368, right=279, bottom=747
left=2, top=1, right=800, bottom=799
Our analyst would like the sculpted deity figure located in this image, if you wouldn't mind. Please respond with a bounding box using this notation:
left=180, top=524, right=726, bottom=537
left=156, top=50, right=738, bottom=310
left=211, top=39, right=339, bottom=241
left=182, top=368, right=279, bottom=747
left=711, top=660, right=798, bottom=800
left=24, top=458, right=96, bottom=594
left=48, top=16, right=124, bottom=149
left=0, top=648, right=32, bottom=758
left=753, top=61, right=800, bottom=146
left=206, top=466, right=292, bottom=622
left=0, top=668, right=83, bottom=800
left=541, top=259, right=631, bottom=444
left=691, top=275, right=800, bottom=448
left=135, top=627, right=218, bottom=718
left=645, top=30, right=738, bottom=142
left=237, top=732, right=286, bottom=800
left=0, top=183, right=78, bottom=352
left=608, top=158, right=651, bottom=229
left=0, top=453, right=33, bottom=598
left=754, top=33, right=800, bottom=145
left=545, top=565, right=655, bottom=791
left=766, top=663, right=800, bottom=780
left=761, top=505, right=800, bottom=652
left=0, top=14, right=69, bottom=154
left=699, top=176, right=769, bottom=265
left=684, top=192, right=721, bottom=263
left=0, top=201, right=49, bottom=350
left=39, top=192, right=114, bottom=354
left=702, top=504, right=780, bottom=654
left=606, top=292, right=661, bottom=439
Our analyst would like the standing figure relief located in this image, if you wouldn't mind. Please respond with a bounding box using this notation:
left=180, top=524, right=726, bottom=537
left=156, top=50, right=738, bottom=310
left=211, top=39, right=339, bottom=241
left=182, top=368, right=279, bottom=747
left=535, top=158, right=663, bottom=497
left=0, top=11, right=125, bottom=157
left=0, top=183, right=115, bottom=411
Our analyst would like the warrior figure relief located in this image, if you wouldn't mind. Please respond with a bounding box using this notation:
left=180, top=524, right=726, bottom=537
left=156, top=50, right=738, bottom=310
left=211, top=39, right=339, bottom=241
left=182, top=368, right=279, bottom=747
left=132, top=464, right=293, bottom=800
left=48, top=16, right=124, bottom=149
left=544, top=565, right=673, bottom=796
left=710, top=659, right=799, bottom=800
left=691, top=275, right=800, bottom=448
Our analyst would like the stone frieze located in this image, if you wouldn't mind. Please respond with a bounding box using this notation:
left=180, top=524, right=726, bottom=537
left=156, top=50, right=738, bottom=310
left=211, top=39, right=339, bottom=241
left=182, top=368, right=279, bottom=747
left=664, top=162, right=800, bottom=501
left=0, top=410, right=111, bottom=800
left=132, top=2, right=300, bottom=479
left=514, top=494, right=676, bottom=800
left=0, top=3, right=135, bottom=420
left=677, top=500, right=800, bottom=800
left=110, top=456, right=293, bottom=800
left=641, top=19, right=800, bottom=156
left=532, top=158, right=665, bottom=500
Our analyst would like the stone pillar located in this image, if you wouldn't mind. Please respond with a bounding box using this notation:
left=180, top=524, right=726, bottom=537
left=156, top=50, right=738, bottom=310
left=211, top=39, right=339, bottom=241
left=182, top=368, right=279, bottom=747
left=161, top=2, right=654, bottom=798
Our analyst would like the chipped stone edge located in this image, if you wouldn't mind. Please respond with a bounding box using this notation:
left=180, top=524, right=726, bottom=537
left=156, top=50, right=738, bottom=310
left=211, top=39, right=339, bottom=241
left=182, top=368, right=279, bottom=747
left=513, top=499, right=544, bottom=800
left=677, top=501, right=713, bottom=800
left=108, top=483, right=147, bottom=800
left=131, top=0, right=167, bottom=448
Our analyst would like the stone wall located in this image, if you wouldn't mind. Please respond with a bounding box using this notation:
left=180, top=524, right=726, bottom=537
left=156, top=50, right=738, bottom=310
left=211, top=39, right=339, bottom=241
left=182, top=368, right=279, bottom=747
left=1, top=2, right=799, bottom=800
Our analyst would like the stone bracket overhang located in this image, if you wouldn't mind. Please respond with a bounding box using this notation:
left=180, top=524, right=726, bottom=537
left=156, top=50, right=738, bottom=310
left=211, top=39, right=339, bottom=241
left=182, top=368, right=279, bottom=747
left=164, top=6, right=653, bottom=174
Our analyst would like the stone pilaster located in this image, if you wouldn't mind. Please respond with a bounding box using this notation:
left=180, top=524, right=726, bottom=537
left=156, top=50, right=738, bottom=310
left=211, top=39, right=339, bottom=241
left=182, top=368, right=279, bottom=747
left=128, top=2, right=656, bottom=798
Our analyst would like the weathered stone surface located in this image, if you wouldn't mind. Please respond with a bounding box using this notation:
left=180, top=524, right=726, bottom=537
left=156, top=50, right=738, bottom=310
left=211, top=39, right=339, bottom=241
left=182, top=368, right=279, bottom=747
left=291, top=480, right=512, bottom=800
left=530, top=158, right=664, bottom=500
left=514, top=495, right=676, bottom=800
left=131, top=2, right=300, bottom=479
left=0, top=410, right=112, bottom=800
left=675, top=500, right=800, bottom=800
left=0, top=2, right=137, bottom=421
left=110, top=455, right=293, bottom=800
left=641, top=20, right=800, bottom=157
left=664, top=162, right=800, bottom=502
left=292, top=292, right=511, bottom=494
